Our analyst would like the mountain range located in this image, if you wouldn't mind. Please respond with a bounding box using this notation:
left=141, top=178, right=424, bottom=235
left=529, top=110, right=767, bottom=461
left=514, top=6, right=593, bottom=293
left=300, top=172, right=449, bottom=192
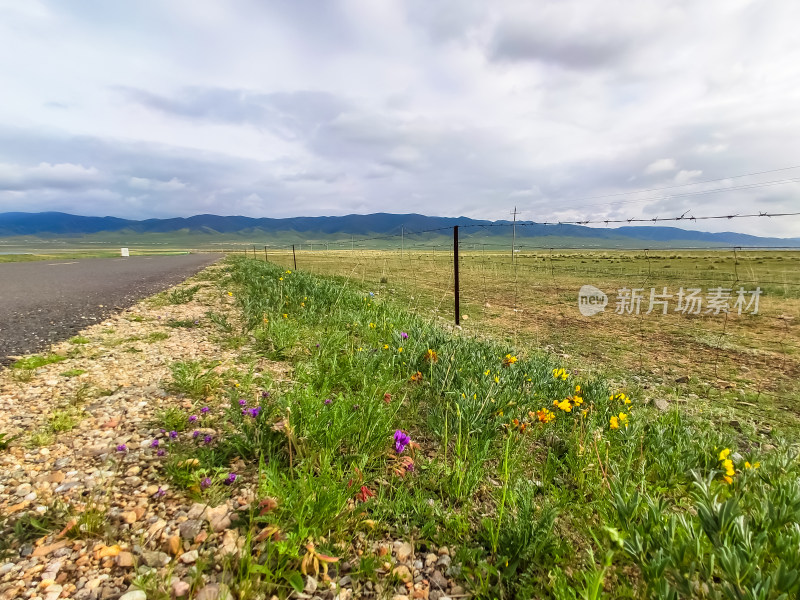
left=1, top=211, right=798, bottom=247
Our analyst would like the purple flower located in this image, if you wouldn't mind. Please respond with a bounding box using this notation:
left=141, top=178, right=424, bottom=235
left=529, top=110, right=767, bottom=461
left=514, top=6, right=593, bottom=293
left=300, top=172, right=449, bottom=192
left=261, top=391, right=270, bottom=399
left=169, top=430, right=178, bottom=439
left=394, top=430, right=411, bottom=454
left=154, top=487, right=166, bottom=498
left=324, top=398, right=332, bottom=405
left=157, top=448, right=166, bottom=457
left=189, top=415, right=197, bottom=423
left=116, top=444, right=127, bottom=452
left=200, top=407, right=210, bottom=414
left=316, top=344, right=320, bottom=348
left=193, top=320, right=199, bottom=325
left=400, top=332, right=408, bottom=340
left=192, top=430, right=200, bottom=438
left=248, top=407, right=261, bottom=418
left=200, top=477, right=212, bottom=489
left=203, top=435, right=213, bottom=444
left=239, top=399, right=247, bottom=406
left=406, top=463, right=415, bottom=472
left=224, top=473, right=237, bottom=485
left=150, top=439, right=159, bottom=448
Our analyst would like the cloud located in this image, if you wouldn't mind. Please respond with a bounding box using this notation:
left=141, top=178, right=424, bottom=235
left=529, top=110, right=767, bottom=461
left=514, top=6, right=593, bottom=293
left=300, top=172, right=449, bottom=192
left=0, top=162, right=101, bottom=191
left=645, top=159, right=677, bottom=174
left=0, top=0, right=798, bottom=237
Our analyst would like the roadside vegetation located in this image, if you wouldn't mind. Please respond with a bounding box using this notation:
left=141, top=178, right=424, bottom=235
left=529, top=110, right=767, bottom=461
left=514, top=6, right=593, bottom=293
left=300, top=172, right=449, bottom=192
left=150, top=256, right=797, bottom=599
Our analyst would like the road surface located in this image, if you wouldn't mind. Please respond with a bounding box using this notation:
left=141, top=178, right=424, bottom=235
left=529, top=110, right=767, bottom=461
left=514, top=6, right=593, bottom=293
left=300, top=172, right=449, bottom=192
left=0, top=254, right=221, bottom=363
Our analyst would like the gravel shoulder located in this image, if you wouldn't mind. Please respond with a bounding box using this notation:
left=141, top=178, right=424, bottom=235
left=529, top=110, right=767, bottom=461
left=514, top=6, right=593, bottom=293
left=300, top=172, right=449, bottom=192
left=0, top=254, right=222, bottom=363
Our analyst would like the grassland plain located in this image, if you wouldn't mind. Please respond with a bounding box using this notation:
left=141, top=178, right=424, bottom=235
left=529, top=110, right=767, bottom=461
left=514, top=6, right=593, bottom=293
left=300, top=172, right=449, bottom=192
left=1, top=254, right=798, bottom=600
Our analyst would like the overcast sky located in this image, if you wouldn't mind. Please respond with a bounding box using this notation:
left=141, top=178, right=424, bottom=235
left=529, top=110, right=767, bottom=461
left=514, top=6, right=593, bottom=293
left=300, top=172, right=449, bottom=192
left=1, top=0, right=799, bottom=236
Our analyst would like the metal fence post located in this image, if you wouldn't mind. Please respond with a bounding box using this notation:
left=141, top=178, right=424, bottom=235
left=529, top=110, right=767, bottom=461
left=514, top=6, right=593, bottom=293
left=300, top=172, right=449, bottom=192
left=454, top=226, right=460, bottom=326
left=264, top=246, right=268, bottom=262
left=292, top=244, right=297, bottom=270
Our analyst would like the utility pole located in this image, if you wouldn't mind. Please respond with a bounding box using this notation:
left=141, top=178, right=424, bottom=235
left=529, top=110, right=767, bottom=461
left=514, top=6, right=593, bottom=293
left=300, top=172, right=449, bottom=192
left=511, top=206, right=519, bottom=264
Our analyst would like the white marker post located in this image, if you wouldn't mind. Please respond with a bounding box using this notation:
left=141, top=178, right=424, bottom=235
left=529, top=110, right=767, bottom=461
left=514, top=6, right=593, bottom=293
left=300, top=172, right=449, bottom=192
left=120, top=248, right=129, bottom=257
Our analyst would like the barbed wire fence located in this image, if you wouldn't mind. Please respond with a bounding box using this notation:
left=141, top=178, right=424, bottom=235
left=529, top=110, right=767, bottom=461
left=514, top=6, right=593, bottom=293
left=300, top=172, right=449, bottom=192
left=236, top=211, right=800, bottom=428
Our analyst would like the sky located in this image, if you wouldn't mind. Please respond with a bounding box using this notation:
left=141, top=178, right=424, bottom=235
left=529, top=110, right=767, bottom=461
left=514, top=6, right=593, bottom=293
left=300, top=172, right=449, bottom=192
left=1, top=0, right=799, bottom=236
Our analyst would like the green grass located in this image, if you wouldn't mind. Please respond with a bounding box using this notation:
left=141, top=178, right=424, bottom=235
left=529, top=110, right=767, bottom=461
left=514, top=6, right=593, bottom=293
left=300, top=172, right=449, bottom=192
left=69, top=336, right=90, bottom=344
left=12, top=354, right=66, bottom=370
left=151, top=256, right=799, bottom=599
left=146, top=331, right=170, bottom=343
left=167, top=284, right=202, bottom=304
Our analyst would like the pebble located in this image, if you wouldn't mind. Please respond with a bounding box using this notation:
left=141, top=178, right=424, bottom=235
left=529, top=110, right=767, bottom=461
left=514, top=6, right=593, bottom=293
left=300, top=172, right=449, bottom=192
left=119, top=591, right=147, bottom=600
left=179, top=550, right=198, bottom=564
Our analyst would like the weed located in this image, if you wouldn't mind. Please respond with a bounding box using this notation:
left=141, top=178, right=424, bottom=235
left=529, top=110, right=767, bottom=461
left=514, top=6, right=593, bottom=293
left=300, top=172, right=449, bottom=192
left=12, top=354, right=66, bottom=370
left=154, top=407, right=190, bottom=432
left=167, top=284, right=202, bottom=304
left=146, top=331, right=169, bottom=343
left=166, top=319, right=199, bottom=328
left=60, top=368, right=86, bottom=378
left=29, top=430, right=54, bottom=447
left=0, top=432, right=22, bottom=450
left=168, top=360, right=221, bottom=399
left=207, top=310, right=234, bottom=333
left=69, top=336, right=90, bottom=344
left=49, top=408, right=81, bottom=432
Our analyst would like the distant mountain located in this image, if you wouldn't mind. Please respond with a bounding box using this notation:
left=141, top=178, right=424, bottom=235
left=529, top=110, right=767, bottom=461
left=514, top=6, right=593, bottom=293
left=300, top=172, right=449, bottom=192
left=1, top=211, right=798, bottom=247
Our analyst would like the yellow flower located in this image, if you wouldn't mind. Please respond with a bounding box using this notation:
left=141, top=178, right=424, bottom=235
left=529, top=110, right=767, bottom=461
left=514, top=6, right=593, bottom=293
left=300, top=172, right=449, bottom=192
left=722, top=459, right=735, bottom=476
left=502, top=354, right=517, bottom=367
left=227, top=291, right=233, bottom=296
left=301, top=302, right=305, bottom=307
left=358, top=347, right=363, bottom=352
left=610, top=416, right=619, bottom=429
left=723, top=475, right=733, bottom=485
left=398, top=347, right=403, bottom=353
left=383, top=344, right=389, bottom=350
left=575, top=385, right=581, bottom=392
left=557, top=399, right=572, bottom=412
left=369, top=322, right=375, bottom=328
left=573, top=395, right=583, bottom=406
left=494, top=376, right=500, bottom=384
left=263, top=317, right=269, bottom=323
left=283, top=313, right=288, bottom=319
left=552, top=368, right=569, bottom=380
left=618, top=412, right=628, bottom=425
left=745, top=461, right=760, bottom=470
left=279, top=277, right=284, bottom=281
left=285, top=270, right=292, bottom=274
left=485, top=369, right=491, bottom=376
left=719, top=448, right=731, bottom=461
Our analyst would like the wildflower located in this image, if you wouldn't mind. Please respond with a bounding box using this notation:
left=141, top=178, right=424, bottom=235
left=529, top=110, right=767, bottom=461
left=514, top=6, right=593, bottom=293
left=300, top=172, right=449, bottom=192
left=556, top=399, right=572, bottom=412
left=552, top=368, right=569, bottom=380
left=200, top=477, right=212, bottom=489
left=384, top=393, right=392, bottom=404
left=116, top=444, right=127, bottom=452
left=400, top=332, right=408, bottom=340
left=279, top=277, right=283, bottom=281
left=150, top=439, right=159, bottom=448
left=203, top=435, right=213, bottom=444
left=610, top=416, right=619, bottom=429
left=719, top=448, right=731, bottom=461
left=286, top=270, right=292, bottom=274
left=239, top=399, right=247, bottom=406
left=424, top=349, right=438, bottom=363
left=157, top=448, right=166, bottom=456
left=619, top=413, right=628, bottom=426
left=575, top=385, right=581, bottom=393
left=535, top=409, right=555, bottom=423
left=494, top=375, right=500, bottom=384
left=227, top=292, right=233, bottom=297
left=502, top=354, right=517, bottom=367
left=192, top=430, right=200, bottom=438
left=324, top=398, right=332, bottom=405
left=394, top=430, right=411, bottom=453
left=301, top=302, right=305, bottom=307
left=189, top=415, right=198, bottom=423
left=485, top=369, right=491, bottom=376
left=383, top=344, right=389, bottom=350
left=224, top=473, right=237, bottom=485
left=169, top=431, right=178, bottom=439
left=369, top=322, right=376, bottom=329
left=356, top=486, right=375, bottom=503
left=745, top=461, right=760, bottom=470
left=398, top=347, right=403, bottom=353
left=248, top=407, right=261, bottom=418
left=283, top=314, right=288, bottom=319
left=573, top=396, right=584, bottom=406
left=611, top=392, right=631, bottom=405
left=261, top=391, right=270, bottom=399
left=200, top=407, right=210, bottom=414
left=411, top=371, right=423, bottom=383
left=154, top=487, right=166, bottom=498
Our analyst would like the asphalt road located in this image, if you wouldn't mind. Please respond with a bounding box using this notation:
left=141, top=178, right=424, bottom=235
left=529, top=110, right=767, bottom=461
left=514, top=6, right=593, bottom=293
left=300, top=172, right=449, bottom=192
left=0, top=254, right=222, bottom=363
